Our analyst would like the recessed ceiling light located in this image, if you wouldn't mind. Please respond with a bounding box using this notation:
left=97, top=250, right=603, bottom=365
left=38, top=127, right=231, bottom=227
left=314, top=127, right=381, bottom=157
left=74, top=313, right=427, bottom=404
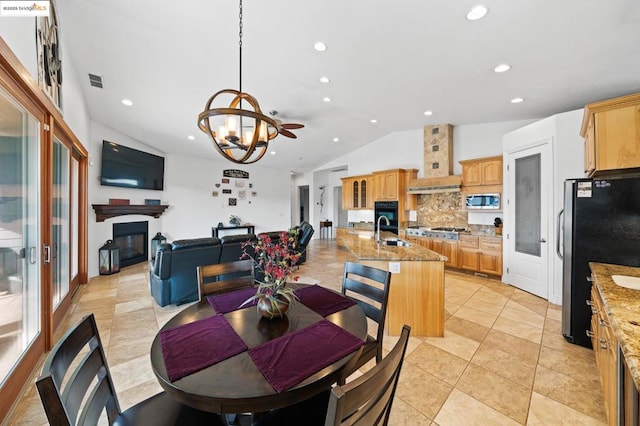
left=370, top=119, right=377, bottom=124
left=333, top=137, right=340, bottom=142
left=270, top=151, right=276, bottom=155
left=494, top=63, right=511, bottom=73
left=511, top=97, right=524, bottom=103
left=121, top=99, right=133, bottom=106
left=314, top=41, right=327, bottom=52
left=424, top=110, right=433, bottom=116
left=323, top=97, right=331, bottom=102
left=320, top=76, right=330, bottom=83
left=466, top=5, right=488, bottom=21
left=187, top=135, right=195, bottom=140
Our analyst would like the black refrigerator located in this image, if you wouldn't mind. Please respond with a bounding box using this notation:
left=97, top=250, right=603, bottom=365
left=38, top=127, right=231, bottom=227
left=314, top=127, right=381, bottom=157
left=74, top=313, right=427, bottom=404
left=561, top=176, right=640, bottom=348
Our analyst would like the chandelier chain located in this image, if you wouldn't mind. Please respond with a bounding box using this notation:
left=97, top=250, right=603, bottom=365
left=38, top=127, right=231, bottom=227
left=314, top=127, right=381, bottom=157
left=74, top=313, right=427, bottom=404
left=238, top=0, right=243, bottom=94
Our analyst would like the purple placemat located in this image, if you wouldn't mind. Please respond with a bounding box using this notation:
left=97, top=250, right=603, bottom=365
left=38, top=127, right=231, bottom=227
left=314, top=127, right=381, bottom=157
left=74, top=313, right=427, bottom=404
left=295, top=285, right=356, bottom=317
left=249, top=319, right=364, bottom=392
left=160, top=314, right=248, bottom=381
left=207, top=287, right=258, bottom=314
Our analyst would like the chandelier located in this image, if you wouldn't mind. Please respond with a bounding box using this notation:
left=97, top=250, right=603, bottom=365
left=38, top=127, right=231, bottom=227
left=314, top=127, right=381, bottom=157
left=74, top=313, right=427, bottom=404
left=198, top=0, right=279, bottom=164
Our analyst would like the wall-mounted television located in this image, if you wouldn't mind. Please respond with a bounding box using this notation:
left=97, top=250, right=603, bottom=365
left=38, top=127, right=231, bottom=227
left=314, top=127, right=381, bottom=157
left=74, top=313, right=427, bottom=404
left=100, top=140, right=165, bottom=190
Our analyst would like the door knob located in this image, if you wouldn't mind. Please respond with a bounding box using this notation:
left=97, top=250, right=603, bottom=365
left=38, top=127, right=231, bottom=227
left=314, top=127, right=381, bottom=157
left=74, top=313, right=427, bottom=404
left=540, top=238, right=547, bottom=243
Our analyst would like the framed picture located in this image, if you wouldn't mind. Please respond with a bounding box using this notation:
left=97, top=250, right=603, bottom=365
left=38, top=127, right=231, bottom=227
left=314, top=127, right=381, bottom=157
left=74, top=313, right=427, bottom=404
left=211, top=191, right=219, bottom=197
left=229, top=198, right=237, bottom=206
left=222, top=178, right=230, bottom=184
left=251, top=191, right=257, bottom=197
left=238, top=191, right=246, bottom=200
left=235, top=180, right=244, bottom=188
left=36, top=0, right=63, bottom=111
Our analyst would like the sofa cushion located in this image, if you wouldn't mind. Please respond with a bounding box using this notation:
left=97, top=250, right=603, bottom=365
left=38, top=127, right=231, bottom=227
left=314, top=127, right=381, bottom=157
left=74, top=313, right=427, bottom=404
left=172, top=237, right=220, bottom=251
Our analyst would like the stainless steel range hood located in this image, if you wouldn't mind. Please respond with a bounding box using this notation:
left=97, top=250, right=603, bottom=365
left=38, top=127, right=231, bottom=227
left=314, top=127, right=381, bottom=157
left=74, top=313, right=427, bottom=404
left=406, top=175, right=462, bottom=194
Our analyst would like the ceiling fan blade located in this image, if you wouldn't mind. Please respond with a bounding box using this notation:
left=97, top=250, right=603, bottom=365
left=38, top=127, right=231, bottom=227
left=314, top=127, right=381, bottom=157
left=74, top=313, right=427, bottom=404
left=281, top=123, right=304, bottom=130
left=279, top=129, right=298, bottom=139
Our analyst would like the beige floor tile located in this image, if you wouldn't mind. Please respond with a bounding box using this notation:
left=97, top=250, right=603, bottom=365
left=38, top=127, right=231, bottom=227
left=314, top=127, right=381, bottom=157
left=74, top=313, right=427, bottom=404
left=395, top=363, right=453, bottom=419
left=527, top=392, right=607, bottom=425
left=426, top=331, right=480, bottom=361
left=388, top=397, right=433, bottom=425
left=501, top=300, right=546, bottom=328
left=481, top=329, right=541, bottom=363
left=457, top=364, right=531, bottom=423
left=110, top=354, right=158, bottom=394
left=405, top=343, right=468, bottom=385
left=444, top=316, right=490, bottom=342
left=116, top=378, right=166, bottom=411
left=493, top=316, right=543, bottom=344
left=537, top=345, right=599, bottom=383
left=434, top=389, right=520, bottom=426
left=462, top=297, right=505, bottom=316
left=533, top=365, right=606, bottom=422
left=546, top=305, right=562, bottom=321
left=452, top=305, right=497, bottom=328
left=471, top=344, right=537, bottom=388
left=544, top=317, right=561, bottom=333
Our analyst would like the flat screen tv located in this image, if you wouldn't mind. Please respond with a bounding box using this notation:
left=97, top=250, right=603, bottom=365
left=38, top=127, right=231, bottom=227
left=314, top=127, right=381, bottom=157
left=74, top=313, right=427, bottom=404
left=100, top=140, right=165, bottom=190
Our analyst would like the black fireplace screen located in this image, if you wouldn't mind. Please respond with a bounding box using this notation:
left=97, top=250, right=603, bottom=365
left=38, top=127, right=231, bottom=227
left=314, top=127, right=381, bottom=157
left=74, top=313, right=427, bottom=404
left=113, top=221, right=148, bottom=268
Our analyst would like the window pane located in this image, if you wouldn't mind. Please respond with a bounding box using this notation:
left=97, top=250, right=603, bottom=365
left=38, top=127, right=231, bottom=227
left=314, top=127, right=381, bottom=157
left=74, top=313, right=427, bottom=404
left=53, top=138, right=69, bottom=307
left=0, top=86, right=41, bottom=385
left=515, top=154, right=541, bottom=256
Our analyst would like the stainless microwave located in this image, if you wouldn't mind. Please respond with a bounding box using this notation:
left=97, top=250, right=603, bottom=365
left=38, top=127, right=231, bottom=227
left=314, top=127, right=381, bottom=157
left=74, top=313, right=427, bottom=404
left=465, top=193, right=501, bottom=210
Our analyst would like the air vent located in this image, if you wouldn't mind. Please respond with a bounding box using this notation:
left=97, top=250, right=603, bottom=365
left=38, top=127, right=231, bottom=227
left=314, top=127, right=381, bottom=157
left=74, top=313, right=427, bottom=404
left=88, top=73, right=103, bottom=88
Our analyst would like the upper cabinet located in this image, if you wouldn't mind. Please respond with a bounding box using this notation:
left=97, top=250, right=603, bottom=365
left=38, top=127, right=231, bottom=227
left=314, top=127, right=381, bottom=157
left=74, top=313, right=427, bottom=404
left=581, top=93, right=640, bottom=177
left=340, top=174, right=372, bottom=210
left=459, top=155, right=503, bottom=193
left=341, top=168, right=417, bottom=215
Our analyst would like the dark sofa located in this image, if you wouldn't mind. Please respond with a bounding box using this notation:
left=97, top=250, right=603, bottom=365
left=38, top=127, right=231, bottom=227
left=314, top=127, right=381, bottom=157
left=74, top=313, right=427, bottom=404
left=150, top=235, right=257, bottom=306
left=149, top=223, right=314, bottom=307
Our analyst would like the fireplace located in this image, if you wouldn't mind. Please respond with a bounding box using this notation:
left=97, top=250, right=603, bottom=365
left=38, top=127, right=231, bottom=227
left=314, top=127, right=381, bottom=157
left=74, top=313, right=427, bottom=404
left=113, top=221, right=148, bottom=268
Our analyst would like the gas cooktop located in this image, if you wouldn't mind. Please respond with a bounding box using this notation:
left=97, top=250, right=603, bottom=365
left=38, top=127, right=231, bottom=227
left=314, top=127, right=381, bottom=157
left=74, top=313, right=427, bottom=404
left=406, top=227, right=470, bottom=240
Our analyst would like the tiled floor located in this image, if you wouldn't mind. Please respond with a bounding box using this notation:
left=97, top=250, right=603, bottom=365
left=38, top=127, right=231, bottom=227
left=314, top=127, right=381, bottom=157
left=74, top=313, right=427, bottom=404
left=6, top=239, right=606, bottom=425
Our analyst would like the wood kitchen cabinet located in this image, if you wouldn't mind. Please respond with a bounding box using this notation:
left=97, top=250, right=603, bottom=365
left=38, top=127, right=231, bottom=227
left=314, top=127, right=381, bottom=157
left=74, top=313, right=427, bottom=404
left=589, top=283, right=617, bottom=425
left=457, top=235, right=502, bottom=276
left=340, top=174, right=372, bottom=210
left=459, top=155, right=503, bottom=188
left=372, top=170, right=399, bottom=200
left=581, top=93, right=640, bottom=177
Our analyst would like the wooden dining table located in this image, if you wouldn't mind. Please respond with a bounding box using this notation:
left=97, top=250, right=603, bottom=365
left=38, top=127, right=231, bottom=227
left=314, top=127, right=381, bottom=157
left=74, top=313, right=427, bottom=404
left=149, top=283, right=368, bottom=415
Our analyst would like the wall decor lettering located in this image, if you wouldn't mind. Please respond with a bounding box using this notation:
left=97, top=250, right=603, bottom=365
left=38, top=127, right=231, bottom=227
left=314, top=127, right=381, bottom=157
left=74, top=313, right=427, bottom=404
left=222, top=189, right=232, bottom=194
left=223, top=169, right=249, bottom=179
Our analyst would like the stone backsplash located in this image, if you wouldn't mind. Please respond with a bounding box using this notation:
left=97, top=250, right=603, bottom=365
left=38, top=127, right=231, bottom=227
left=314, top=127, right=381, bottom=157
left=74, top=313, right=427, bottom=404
left=416, top=192, right=467, bottom=228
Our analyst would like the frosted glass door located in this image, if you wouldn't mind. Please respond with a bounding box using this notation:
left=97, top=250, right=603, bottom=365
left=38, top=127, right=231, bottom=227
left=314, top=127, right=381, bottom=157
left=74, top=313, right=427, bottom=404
left=0, top=87, right=41, bottom=385
left=515, top=154, right=541, bottom=256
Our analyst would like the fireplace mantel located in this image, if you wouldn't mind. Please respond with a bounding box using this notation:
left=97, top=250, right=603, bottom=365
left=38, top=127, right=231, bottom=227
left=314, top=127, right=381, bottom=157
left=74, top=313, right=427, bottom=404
left=92, top=204, right=169, bottom=222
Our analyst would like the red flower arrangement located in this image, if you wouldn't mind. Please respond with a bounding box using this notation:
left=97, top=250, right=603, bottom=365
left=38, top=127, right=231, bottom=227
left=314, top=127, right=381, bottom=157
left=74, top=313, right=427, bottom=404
left=240, top=229, right=302, bottom=314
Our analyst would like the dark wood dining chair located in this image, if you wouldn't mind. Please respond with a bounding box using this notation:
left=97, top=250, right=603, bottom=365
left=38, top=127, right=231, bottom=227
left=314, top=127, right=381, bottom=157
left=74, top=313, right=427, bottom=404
left=340, top=261, right=392, bottom=379
left=197, top=258, right=255, bottom=300
left=35, top=313, right=224, bottom=426
left=254, top=325, right=411, bottom=426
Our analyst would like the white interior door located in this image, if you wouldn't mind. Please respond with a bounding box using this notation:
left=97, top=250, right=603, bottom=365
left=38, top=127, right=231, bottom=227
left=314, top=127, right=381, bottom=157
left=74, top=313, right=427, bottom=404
left=504, top=141, right=550, bottom=299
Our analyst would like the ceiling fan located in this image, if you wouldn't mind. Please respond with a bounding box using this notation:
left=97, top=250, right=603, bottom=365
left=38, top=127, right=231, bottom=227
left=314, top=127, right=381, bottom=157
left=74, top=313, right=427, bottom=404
left=269, top=110, right=304, bottom=139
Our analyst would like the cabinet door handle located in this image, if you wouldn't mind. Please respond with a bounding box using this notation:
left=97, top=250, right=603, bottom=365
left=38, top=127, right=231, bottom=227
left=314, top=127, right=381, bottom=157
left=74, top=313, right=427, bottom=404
left=599, top=318, right=609, bottom=327
left=586, top=300, right=593, bottom=306
left=586, top=330, right=595, bottom=338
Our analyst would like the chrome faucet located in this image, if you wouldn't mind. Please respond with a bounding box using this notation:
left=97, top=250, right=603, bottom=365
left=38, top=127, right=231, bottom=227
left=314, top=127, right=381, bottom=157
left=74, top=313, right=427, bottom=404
left=376, top=215, right=390, bottom=244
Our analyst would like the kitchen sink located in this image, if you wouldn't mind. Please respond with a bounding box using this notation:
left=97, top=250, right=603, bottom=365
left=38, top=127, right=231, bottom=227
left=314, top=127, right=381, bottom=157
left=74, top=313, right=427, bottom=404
left=611, top=275, right=640, bottom=290
left=380, top=238, right=411, bottom=247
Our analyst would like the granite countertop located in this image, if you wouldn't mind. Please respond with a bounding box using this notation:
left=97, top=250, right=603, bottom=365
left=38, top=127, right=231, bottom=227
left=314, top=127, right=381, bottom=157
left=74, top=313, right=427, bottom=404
left=341, top=231, right=445, bottom=262
left=589, top=262, right=640, bottom=389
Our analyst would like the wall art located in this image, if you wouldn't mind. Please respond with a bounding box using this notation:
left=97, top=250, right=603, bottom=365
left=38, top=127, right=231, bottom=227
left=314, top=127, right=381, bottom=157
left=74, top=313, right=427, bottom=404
left=235, top=180, right=244, bottom=188
left=229, top=198, right=237, bottom=206
left=238, top=190, right=246, bottom=200
left=222, top=178, right=230, bottom=184
left=222, top=189, right=232, bottom=194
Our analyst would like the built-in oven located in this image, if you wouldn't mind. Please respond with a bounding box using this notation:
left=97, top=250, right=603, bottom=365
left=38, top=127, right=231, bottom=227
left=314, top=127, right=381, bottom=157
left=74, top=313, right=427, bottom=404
left=374, top=201, right=399, bottom=235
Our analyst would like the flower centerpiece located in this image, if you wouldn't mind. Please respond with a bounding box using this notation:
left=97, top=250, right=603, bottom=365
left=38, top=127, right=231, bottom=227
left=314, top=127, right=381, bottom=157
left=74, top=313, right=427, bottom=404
left=240, top=229, right=302, bottom=318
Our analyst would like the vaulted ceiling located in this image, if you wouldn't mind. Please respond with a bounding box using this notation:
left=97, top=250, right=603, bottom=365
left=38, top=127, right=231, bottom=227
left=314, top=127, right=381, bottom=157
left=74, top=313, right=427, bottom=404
left=57, top=0, right=640, bottom=172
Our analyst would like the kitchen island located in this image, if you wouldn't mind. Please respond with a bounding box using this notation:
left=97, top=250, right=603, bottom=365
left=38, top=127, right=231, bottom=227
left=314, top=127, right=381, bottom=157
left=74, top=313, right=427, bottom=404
left=341, top=230, right=446, bottom=337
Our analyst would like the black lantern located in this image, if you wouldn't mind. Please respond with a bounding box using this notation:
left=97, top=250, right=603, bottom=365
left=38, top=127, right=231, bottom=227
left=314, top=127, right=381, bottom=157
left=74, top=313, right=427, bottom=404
left=99, top=239, right=120, bottom=275
left=150, top=232, right=167, bottom=262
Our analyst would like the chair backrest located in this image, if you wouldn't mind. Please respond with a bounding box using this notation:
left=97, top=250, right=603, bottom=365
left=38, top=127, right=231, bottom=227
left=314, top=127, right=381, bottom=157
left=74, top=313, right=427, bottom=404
left=36, top=314, right=121, bottom=426
left=341, top=261, right=392, bottom=362
left=197, top=259, right=255, bottom=300
left=325, top=325, right=410, bottom=426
